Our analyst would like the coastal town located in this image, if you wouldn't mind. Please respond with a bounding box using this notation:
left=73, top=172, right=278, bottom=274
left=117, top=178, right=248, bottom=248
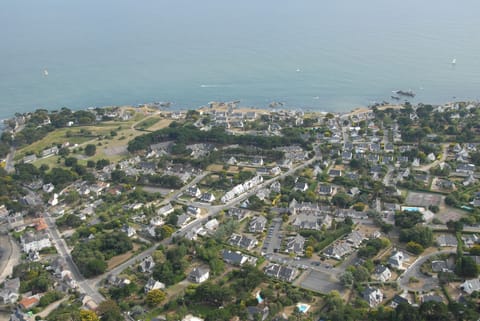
left=2, top=100, right=480, bottom=321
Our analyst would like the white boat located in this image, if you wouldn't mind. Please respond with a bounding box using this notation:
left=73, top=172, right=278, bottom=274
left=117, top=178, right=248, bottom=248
left=43, top=69, right=49, bottom=76
left=451, top=58, right=456, bottom=65
left=296, top=68, right=301, bottom=72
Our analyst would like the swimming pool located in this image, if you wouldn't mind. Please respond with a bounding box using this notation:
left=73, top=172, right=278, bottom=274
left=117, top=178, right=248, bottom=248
left=296, top=303, right=311, bottom=313
left=256, top=291, right=264, bottom=304
left=401, top=206, right=424, bottom=212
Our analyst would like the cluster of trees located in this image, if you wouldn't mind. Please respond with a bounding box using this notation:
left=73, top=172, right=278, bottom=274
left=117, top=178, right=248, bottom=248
left=72, top=231, right=132, bottom=277
left=127, top=124, right=307, bottom=153
left=0, top=168, right=26, bottom=211
left=195, top=239, right=225, bottom=276
left=358, top=238, right=390, bottom=259
left=13, top=262, right=53, bottom=294
left=395, top=210, right=424, bottom=228
left=399, top=226, right=434, bottom=248
left=456, top=254, right=479, bottom=278
left=38, top=291, right=64, bottom=308
left=301, top=218, right=353, bottom=252
left=145, top=174, right=183, bottom=189
left=56, top=213, right=83, bottom=228
left=152, top=245, right=188, bottom=286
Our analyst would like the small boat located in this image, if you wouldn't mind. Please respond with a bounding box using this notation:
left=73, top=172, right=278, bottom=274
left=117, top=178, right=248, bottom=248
left=452, top=58, right=457, bottom=65
left=296, top=68, right=301, bottom=72
left=43, top=69, right=49, bottom=76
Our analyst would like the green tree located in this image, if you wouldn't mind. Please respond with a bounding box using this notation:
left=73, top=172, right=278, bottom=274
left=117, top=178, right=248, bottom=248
left=340, top=271, right=354, bottom=288
left=145, top=289, right=166, bottom=307
left=85, top=144, right=96, bottom=156
left=406, top=241, right=424, bottom=255
left=97, top=300, right=122, bottom=321
left=80, top=310, right=99, bottom=321
left=456, top=256, right=479, bottom=278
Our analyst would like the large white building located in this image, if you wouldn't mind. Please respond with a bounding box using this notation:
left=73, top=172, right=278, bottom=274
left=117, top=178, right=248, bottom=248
left=21, top=232, right=51, bottom=253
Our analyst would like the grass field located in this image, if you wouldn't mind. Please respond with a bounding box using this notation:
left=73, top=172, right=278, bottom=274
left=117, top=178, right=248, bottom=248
left=22, top=112, right=173, bottom=167
left=133, top=117, right=162, bottom=130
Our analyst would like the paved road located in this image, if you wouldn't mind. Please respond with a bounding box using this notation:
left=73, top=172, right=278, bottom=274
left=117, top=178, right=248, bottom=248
left=417, top=143, right=448, bottom=172
left=44, top=212, right=105, bottom=304
left=0, top=232, right=21, bottom=284
left=398, top=249, right=455, bottom=292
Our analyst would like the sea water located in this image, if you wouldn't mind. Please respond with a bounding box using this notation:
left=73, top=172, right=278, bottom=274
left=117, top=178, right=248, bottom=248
left=0, top=0, right=479, bottom=119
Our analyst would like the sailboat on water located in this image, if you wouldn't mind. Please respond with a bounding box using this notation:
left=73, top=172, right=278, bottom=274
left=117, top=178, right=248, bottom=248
left=451, top=58, right=456, bottom=65
left=43, top=69, right=49, bottom=76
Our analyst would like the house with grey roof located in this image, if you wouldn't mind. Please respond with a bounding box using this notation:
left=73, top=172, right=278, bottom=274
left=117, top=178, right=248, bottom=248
left=362, top=287, right=383, bottom=307
left=157, top=203, right=174, bottom=217
left=188, top=267, right=210, bottom=284
left=372, top=265, right=391, bottom=283
left=249, top=216, right=267, bottom=233
left=200, top=193, right=215, bottom=203
left=144, top=277, right=165, bottom=293
left=460, top=279, right=480, bottom=295
left=229, top=234, right=258, bottom=250
left=0, top=278, right=20, bottom=304
left=285, top=234, right=305, bottom=255
left=221, top=250, right=257, bottom=266
left=323, top=242, right=352, bottom=260
left=227, top=208, right=249, bottom=221
left=318, top=184, right=334, bottom=196
left=436, top=234, right=458, bottom=247
left=139, top=256, right=155, bottom=273
left=346, top=231, right=366, bottom=248
left=21, top=231, right=51, bottom=253
left=264, top=263, right=298, bottom=282
left=431, top=260, right=451, bottom=273
left=246, top=306, right=269, bottom=321
left=388, top=251, right=405, bottom=269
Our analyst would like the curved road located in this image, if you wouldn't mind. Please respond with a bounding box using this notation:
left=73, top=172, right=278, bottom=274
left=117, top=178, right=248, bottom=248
left=398, top=249, right=455, bottom=292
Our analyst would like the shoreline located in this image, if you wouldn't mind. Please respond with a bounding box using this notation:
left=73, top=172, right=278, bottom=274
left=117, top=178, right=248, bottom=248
left=1, top=98, right=475, bottom=129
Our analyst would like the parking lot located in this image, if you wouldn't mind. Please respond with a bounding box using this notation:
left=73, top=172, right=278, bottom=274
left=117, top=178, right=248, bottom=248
left=262, top=218, right=283, bottom=254
left=405, top=191, right=443, bottom=207
left=296, top=269, right=342, bottom=294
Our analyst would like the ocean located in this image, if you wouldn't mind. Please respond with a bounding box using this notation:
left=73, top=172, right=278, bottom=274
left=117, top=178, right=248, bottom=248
left=1, top=0, right=479, bottom=119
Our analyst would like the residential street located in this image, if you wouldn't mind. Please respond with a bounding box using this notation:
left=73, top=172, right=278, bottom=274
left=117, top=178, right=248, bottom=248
left=398, top=249, right=455, bottom=292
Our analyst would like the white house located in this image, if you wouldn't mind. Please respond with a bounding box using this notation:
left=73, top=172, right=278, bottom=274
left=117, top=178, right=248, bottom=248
left=157, top=203, right=174, bottom=217
left=373, top=265, right=392, bottom=283
left=144, top=277, right=165, bottom=293
left=362, top=287, right=383, bottom=307
left=204, top=218, right=219, bottom=231
left=460, top=279, right=480, bottom=295
left=200, top=193, right=216, bottom=203
left=388, top=251, right=405, bottom=269
left=21, top=232, right=51, bottom=253
left=188, top=267, right=210, bottom=284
